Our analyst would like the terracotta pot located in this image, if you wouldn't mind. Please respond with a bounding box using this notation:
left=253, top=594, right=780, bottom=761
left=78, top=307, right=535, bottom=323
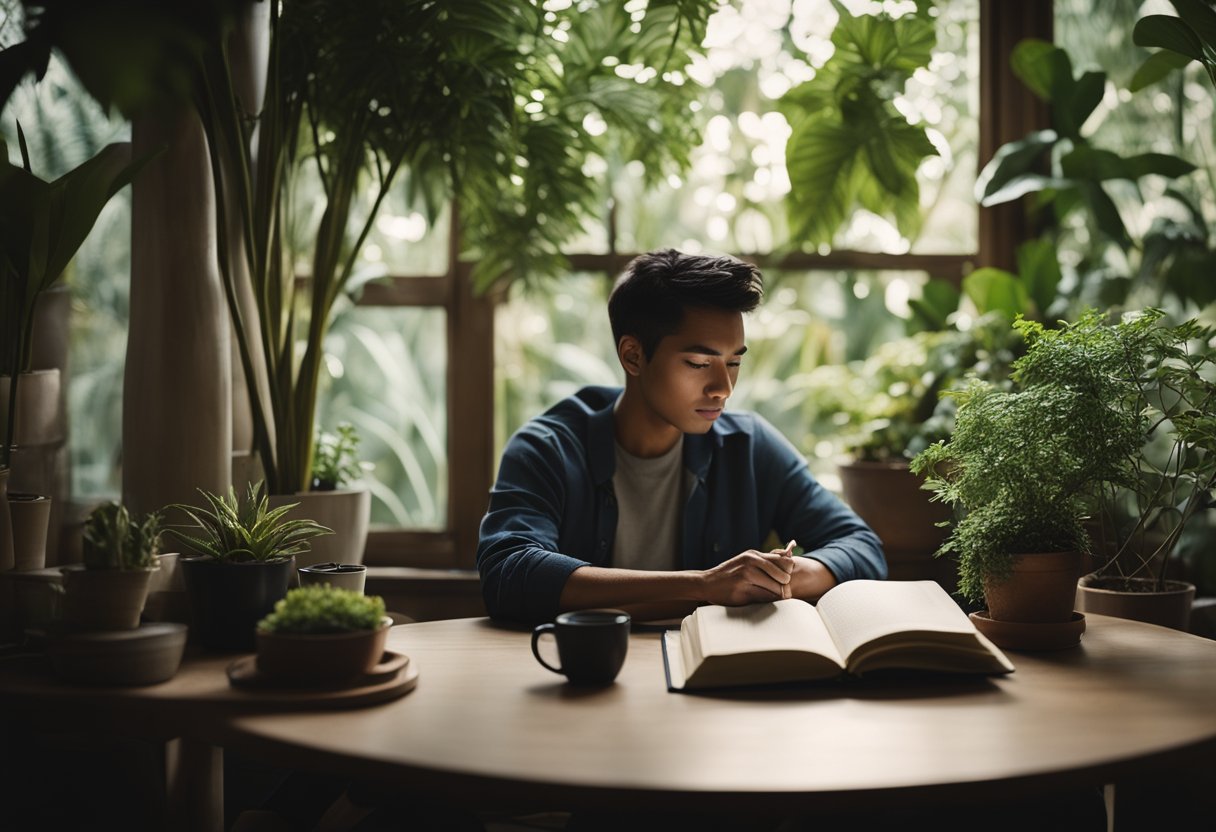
left=983, top=550, right=1082, bottom=624
left=1076, top=575, right=1195, bottom=632
left=179, top=555, right=294, bottom=651
left=256, top=616, right=392, bottom=682
left=60, top=565, right=157, bottom=632
left=8, top=493, right=51, bottom=571
left=268, top=489, right=371, bottom=571
left=837, top=460, right=954, bottom=586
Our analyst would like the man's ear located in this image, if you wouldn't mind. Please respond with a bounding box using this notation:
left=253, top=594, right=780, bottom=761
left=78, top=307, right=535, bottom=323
left=618, top=335, right=645, bottom=377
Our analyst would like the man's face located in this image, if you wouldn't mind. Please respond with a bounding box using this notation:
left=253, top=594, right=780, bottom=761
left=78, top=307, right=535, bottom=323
left=634, top=306, right=747, bottom=435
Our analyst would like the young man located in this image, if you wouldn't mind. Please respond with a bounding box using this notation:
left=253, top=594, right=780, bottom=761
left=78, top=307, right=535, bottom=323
left=478, top=249, right=886, bottom=623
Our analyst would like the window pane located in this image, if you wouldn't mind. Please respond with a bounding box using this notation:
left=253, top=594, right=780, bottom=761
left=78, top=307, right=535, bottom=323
left=495, top=273, right=617, bottom=454
left=318, top=306, right=448, bottom=529
left=1, top=54, right=132, bottom=500
left=494, top=267, right=926, bottom=481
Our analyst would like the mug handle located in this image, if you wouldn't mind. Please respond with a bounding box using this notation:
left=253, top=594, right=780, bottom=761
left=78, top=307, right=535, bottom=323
left=531, top=623, right=563, bottom=674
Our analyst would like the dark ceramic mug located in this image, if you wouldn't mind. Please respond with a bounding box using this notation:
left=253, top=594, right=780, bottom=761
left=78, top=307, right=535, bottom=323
left=531, top=609, right=630, bottom=685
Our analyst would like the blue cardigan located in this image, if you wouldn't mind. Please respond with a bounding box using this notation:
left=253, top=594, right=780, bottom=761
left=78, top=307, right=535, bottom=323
left=476, top=386, right=887, bottom=622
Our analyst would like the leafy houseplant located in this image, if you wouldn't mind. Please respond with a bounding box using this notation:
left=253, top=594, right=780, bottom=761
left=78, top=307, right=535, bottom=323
left=1015, top=309, right=1216, bottom=628
left=82, top=502, right=162, bottom=571
left=169, top=481, right=331, bottom=564
left=61, top=502, right=164, bottom=631
left=169, top=481, right=331, bottom=650
left=189, top=0, right=714, bottom=497
left=311, top=422, right=364, bottom=492
left=911, top=312, right=1144, bottom=622
left=255, top=585, right=393, bottom=682
left=0, top=132, right=148, bottom=471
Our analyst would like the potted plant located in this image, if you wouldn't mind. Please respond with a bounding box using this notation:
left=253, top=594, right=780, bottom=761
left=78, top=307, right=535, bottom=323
left=254, top=585, right=390, bottom=683
left=836, top=276, right=1028, bottom=585
left=911, top=313, right=1144, bottom=643
left=0, top=131, right=149, bottom=570
left=61, top=502, right=163, bottom=631
left=1015, top=309, right=1216, bottom=631
left=169, top=481, right=331, bottom=651
left=269, top=422, right=371, bottom=570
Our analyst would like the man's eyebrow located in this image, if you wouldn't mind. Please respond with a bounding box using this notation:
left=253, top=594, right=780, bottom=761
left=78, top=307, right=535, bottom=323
left=680, top=344, right=749, bottom=356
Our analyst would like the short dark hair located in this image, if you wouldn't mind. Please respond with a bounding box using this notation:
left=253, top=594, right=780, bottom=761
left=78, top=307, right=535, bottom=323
left=607, top=249, right=764, bottom=358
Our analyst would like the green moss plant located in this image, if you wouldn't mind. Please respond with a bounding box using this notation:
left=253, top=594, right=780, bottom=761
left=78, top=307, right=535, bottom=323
left=258, top=585, right=385, bottom=634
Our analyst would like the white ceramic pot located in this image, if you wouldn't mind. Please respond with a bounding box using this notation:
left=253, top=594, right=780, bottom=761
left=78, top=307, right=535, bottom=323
left=268, top=488, right=371, bottom=570
left=8, top=493, right=51, bottom=571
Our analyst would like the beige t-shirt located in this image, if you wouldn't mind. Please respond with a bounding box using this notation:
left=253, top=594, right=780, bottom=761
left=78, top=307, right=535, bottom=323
left=611, top=435, right=692, bottom=571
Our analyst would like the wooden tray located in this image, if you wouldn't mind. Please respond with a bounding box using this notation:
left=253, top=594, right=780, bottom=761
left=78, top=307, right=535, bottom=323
left=226, top=651, right=418, bottom=708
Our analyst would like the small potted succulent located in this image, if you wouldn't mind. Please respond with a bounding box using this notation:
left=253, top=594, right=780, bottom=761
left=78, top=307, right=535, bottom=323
left=61, top=502, right=163, bottom=631
left=255, top=585, right=391, bottom=683
left=169, top=481, right=332, bottom=650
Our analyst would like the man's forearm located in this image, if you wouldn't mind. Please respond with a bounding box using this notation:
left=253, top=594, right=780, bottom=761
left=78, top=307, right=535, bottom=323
left=788, top=556, right=838, bottom=601
left=558, top=566, right=706, bottom=616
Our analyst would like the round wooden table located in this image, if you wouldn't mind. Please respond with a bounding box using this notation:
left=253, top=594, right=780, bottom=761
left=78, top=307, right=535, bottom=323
left=217, top=614, right=1216, bottom=815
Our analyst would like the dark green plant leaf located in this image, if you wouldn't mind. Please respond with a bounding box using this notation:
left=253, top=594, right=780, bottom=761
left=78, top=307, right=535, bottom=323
left=1134, top=15, right=1206, bottom=61
left=1168, top=0, right=1216, bottom=50
left=1061, top=146, right=1196, bottom=182
left=1078, top=180, right=1132, bottom=249
left=908, top=278, right=961, bottom=332
left=1130, top=49, right=1193, bottom=91
left=1015, top=237, right=1062, bottom=318
left=1055, top=70, right=1105, bottom=140
left=975, top=129, right=1058, bottom=203
left=963, top=267, right=1030, bottom=320
left=1010, top=39, right=1058, bottom=101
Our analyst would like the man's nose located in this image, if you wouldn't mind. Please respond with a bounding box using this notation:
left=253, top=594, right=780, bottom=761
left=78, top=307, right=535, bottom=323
left=705, top=363, right=733, bottom=398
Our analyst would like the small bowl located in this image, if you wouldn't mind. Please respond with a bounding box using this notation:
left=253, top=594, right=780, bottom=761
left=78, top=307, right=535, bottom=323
left=46, top=622, right=188, bottom=686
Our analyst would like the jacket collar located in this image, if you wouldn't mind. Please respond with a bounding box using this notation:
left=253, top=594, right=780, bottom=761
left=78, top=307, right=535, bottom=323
left=584, top=387, right=726, bottom=486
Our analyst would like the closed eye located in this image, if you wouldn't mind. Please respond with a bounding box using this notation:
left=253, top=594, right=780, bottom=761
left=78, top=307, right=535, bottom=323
left=685, top=361, right=710, bottom=369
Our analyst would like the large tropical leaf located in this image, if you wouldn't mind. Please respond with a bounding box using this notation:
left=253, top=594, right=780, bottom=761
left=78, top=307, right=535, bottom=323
left=963, top=267, right=1031, bottom=320
left=975, top=129, right=1058, bottom=204
left=781, top=3, right=937, bottom=247
left=1014, top=237, right=1062, bottom=317
left=1134, top=15, right=1206, bottom=61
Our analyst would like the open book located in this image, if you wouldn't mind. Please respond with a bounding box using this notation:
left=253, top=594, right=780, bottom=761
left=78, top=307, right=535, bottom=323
left=662, top=580, right=1013, bottom=691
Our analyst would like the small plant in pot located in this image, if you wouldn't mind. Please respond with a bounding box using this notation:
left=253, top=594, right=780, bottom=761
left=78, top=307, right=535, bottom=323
left=1016, top=309, right=1216, bottom=630
left=168, top=482, right=331, bottom=651
left=911, top=313, right=1144, bottom=640
left=61, top=503, right=163, bottom=632
left=254, top=585, right=391, bottom=683
left=269, top=422, right=372, bottom=570
left=311, top=422, right=368, bottom=491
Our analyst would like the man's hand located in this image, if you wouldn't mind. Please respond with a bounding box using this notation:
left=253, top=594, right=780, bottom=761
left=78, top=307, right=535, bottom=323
left=697, top=544, right=796, bottom=606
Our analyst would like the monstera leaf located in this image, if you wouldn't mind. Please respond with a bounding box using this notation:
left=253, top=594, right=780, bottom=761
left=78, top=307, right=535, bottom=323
left=781, top=1, right=937, bottom=248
